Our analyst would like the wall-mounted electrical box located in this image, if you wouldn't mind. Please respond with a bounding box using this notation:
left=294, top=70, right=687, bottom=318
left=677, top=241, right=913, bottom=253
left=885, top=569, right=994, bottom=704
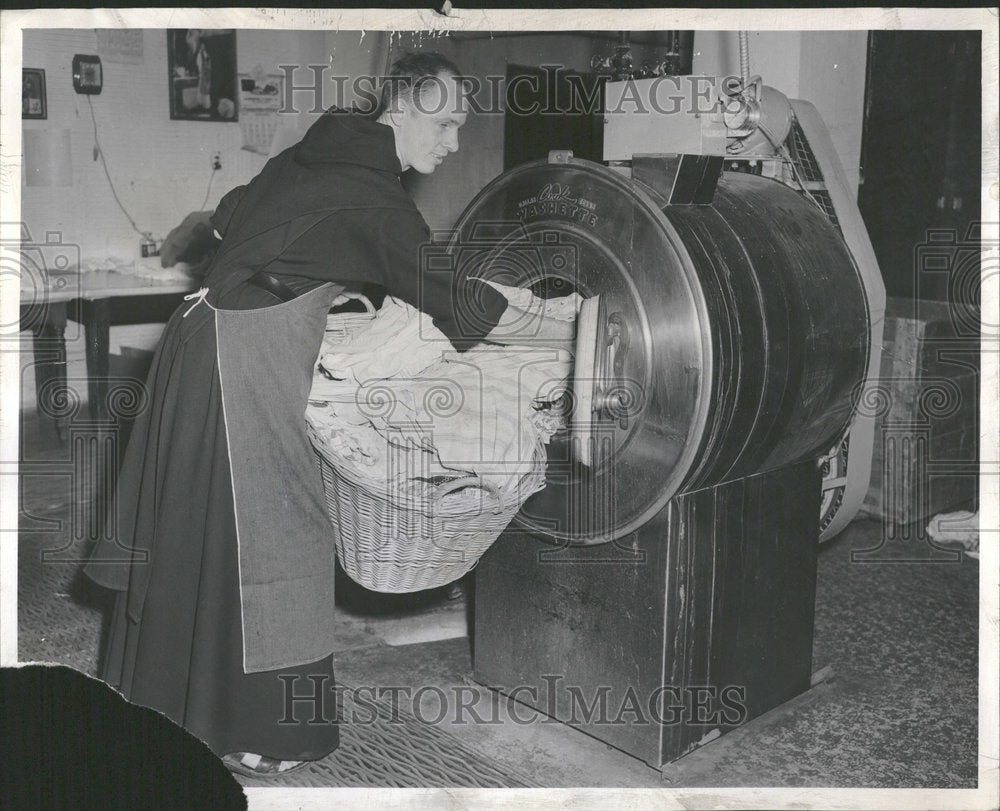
left=72, top=54, right=103, bottom=95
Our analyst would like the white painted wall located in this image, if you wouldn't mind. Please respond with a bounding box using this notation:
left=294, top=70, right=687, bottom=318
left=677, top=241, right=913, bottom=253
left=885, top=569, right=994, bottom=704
left=19, top=29, right=384, bottom=260
left=265, top=31, right=388, bottom=159
left=397, top=32, right=622, bottom=231
left=19, top=29, right=868, bottom=258
left=798, top=32, right=869, bottom=197
left=401, top=30, right=869, bottom=229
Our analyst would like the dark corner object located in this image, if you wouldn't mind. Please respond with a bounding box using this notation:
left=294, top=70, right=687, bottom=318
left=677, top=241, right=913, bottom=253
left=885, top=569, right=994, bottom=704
left=0, top=665, right=247, bottom=809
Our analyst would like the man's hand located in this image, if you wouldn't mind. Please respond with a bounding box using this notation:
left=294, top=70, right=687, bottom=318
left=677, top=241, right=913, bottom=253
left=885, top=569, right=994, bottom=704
left=159, top=211, right=219, bottom=269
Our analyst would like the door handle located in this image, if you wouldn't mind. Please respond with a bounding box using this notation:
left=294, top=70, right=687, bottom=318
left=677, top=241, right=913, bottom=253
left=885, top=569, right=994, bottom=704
left=595, top=311, right=630, bottom=429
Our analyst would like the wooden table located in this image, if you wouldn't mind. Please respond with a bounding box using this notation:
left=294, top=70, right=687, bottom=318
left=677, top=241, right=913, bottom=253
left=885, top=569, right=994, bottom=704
left=21, top=270, right=197, bottom=428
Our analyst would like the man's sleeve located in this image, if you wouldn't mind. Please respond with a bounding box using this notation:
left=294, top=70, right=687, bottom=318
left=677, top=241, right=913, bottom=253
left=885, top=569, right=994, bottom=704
left=273, top=208, right=509, bottom=350
left=159, top=211, right=218, bottom=269
left=371, top=211, right=509, bottom=351
left=210, top=184, right=248, bottom=238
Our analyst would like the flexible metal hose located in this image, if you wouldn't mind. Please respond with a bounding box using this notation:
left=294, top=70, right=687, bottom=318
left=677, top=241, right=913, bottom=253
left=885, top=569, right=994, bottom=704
left=738, top=31, right=750, bottom=86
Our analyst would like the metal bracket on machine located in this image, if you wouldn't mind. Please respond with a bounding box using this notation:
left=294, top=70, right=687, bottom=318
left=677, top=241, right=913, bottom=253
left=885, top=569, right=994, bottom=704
left=572, top=296, right=601, bottom=468
left=572, top=295, right=632, bottom=469
left=632, top=154, right=723, bottom=204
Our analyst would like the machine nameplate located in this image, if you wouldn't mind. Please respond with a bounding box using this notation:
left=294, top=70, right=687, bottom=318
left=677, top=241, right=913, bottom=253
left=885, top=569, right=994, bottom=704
left=517, top=183, right=600, bottom=227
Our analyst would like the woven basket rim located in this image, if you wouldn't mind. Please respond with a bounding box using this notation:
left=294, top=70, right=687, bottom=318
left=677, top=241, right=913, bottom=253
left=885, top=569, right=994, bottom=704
left=308, top=423, right=545, bottom=517
left=316, top=450, right=537, bottom=591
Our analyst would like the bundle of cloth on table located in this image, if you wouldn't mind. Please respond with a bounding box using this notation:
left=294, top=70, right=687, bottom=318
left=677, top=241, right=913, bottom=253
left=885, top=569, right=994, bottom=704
left=306, top=282, right=581, bottom=509
left=77, top=255, right=198, bottom=283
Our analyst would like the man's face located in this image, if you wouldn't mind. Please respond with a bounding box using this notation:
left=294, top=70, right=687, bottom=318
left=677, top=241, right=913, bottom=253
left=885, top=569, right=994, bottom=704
left=393, top=73, right=467, bottom=174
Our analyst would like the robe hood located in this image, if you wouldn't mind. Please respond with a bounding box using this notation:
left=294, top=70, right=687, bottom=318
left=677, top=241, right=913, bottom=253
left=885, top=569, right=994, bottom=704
left=294, top=108, right=402, bottom=175
left=205, top=104, right=419, bottom=296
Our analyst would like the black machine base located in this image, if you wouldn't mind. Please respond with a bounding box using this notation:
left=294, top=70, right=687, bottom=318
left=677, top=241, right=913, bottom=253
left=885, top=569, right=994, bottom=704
left=473, top=459, right=821, bottom=768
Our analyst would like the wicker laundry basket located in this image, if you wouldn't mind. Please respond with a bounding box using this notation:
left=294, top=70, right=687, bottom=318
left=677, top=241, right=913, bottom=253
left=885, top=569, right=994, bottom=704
left=309, top=429, right=546, bottom=592
left=309, top=295, right=547, bottom=591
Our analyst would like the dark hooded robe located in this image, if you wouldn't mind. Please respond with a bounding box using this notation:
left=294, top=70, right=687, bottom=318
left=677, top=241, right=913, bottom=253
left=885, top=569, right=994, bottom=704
left=83, top=109, right=507, bottom=760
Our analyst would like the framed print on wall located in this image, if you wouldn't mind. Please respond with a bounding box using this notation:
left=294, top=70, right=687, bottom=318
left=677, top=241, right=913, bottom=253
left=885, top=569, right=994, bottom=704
left=168, top=29, right=238, bottom=121
left=22, top=68, right=46, bottom=119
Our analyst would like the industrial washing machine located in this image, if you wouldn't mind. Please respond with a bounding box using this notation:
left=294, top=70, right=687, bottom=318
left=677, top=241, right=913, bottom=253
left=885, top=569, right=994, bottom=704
left=446, top=74, right=882, bottom=768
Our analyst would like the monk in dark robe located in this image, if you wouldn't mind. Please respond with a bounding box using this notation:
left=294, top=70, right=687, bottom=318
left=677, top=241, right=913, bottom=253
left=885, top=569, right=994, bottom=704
left=84, top=52, right=573, bottom=778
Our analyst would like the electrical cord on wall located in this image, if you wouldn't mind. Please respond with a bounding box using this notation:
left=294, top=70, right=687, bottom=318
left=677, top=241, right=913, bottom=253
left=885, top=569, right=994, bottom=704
left=86, top=95, right=144, bottom=237
left=199, top=170, right=216, bottom=213
left=87, top=94, right=221, bottom=231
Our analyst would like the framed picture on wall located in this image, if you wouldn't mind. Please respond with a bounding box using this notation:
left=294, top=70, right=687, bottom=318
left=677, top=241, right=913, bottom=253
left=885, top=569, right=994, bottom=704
left=22, top=68, right=46, bottom=119
left=167, top=29, right=238, bottom=121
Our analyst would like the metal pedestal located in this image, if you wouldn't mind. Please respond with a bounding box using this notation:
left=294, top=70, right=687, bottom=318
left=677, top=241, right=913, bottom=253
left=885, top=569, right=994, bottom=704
left=473, top=459, right=821, bottom=767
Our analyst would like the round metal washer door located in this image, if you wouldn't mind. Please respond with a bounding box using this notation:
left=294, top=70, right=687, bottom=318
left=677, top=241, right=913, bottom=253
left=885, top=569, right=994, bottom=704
left=447, top=158, right=712, bottom=544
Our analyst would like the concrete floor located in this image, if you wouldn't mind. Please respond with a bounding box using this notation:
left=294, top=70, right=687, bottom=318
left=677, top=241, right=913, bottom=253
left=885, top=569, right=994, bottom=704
left=321, top=515, right=981, bottom=788
left=15, top=401, right=980, bottom=789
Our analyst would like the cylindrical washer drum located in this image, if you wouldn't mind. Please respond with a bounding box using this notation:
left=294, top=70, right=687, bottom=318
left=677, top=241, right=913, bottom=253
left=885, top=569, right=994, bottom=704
left=445, top=157, right=870, bottom=544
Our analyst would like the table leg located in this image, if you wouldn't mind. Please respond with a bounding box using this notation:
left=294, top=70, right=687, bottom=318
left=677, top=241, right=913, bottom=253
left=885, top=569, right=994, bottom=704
left=82, top=299, right=110, bottom=422
left=31, top=302, right=69, bottom=444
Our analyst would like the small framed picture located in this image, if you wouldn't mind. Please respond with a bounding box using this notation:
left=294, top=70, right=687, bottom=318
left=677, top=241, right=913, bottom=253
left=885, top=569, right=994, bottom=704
left=22, top=68, right=46, bottom=119
left=168, top=29, right=238, bottom=122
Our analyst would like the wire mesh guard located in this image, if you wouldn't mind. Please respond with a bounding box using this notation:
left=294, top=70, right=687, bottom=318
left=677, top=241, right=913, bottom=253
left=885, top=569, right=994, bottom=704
left=787, top=117, right=843, bottom=234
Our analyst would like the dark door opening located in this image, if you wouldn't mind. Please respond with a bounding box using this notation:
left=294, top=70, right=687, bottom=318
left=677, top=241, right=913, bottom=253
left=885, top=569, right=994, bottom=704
left=503, top=65, right=606, bottom=170
left=858, top=31, right=982, bottom=303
